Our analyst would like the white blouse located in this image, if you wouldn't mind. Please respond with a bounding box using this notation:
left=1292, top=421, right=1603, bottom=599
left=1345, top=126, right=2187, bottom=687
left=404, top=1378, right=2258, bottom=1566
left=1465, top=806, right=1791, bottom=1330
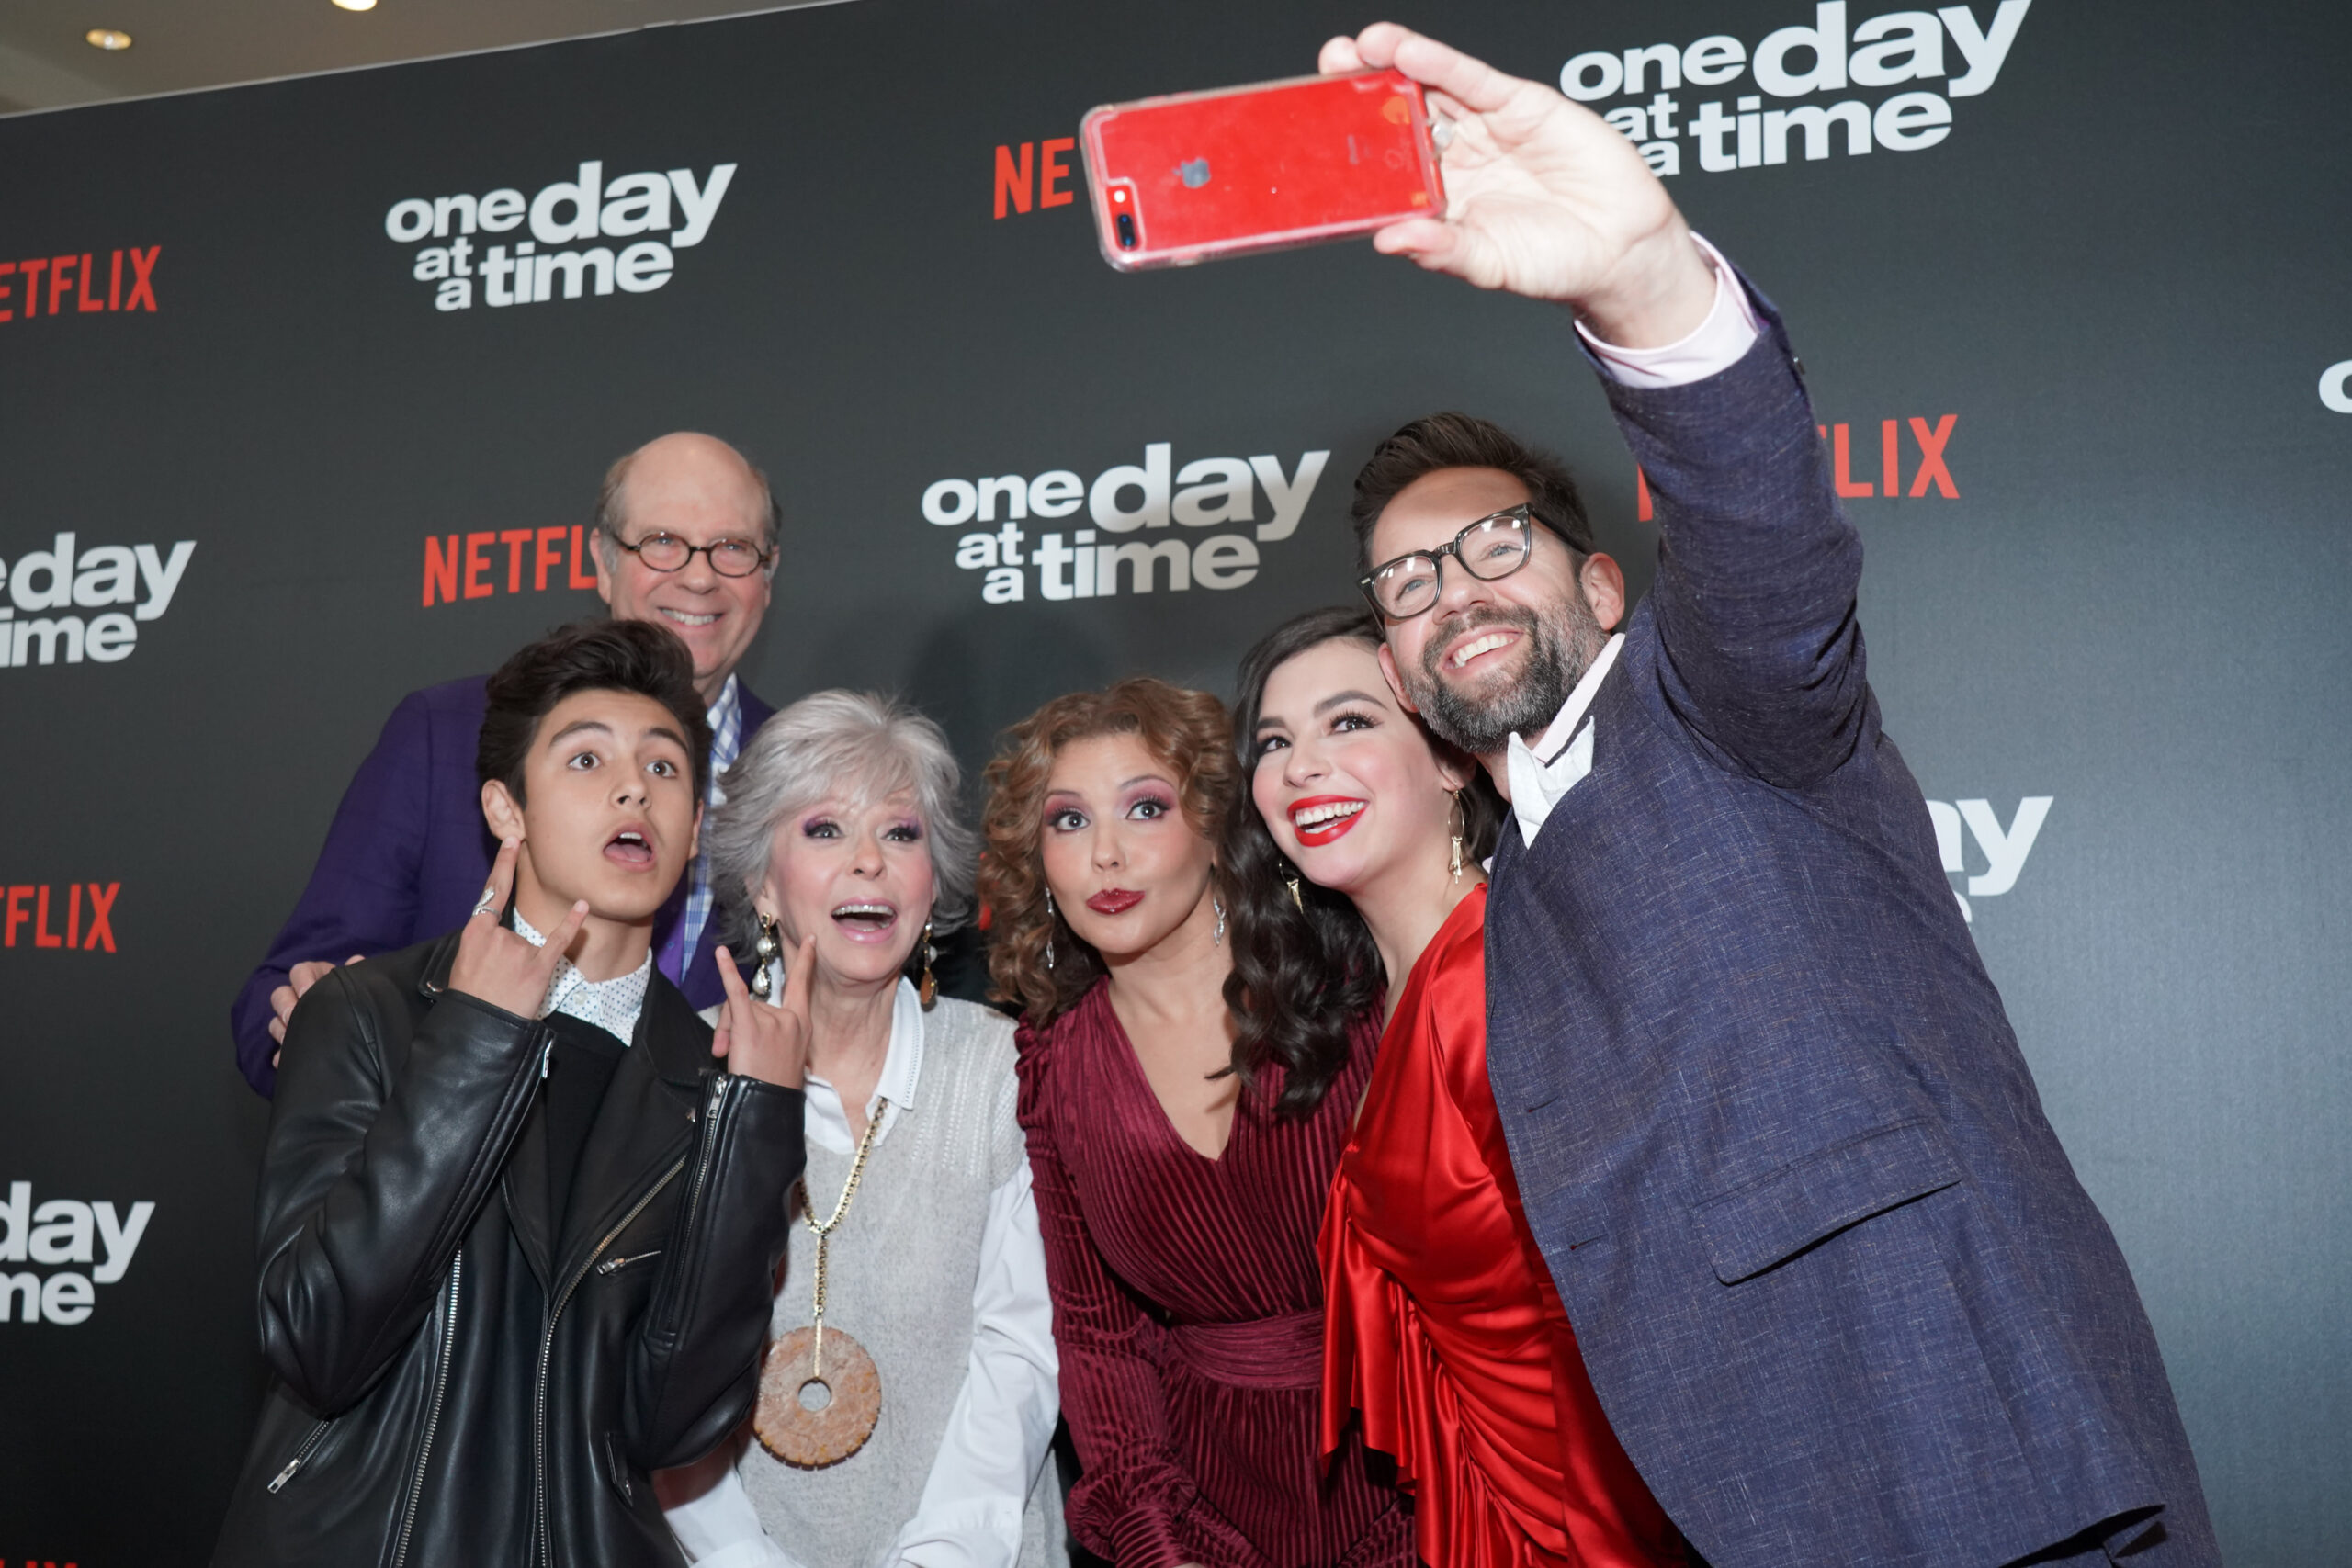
left=662, top=978, right=1057, bottom=1568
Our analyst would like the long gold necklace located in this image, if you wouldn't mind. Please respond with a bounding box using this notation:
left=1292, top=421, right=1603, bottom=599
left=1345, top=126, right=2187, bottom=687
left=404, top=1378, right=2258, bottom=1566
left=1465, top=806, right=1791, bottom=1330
left=753, top=1096, right=888, bottom=1469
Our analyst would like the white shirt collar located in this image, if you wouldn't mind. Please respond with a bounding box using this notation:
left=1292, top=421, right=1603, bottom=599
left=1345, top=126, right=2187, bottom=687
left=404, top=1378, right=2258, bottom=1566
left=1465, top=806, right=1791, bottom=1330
left=793, top=976, right=925, bottom=1155
left=510, top=908, right=652, bottom=1042
left=1504, top=632, right=1626, bottom=848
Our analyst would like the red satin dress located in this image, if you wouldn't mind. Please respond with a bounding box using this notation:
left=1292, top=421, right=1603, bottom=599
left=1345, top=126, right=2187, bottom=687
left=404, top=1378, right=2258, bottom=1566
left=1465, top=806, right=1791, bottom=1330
left=1320, top=884, right=1686, bottom=1568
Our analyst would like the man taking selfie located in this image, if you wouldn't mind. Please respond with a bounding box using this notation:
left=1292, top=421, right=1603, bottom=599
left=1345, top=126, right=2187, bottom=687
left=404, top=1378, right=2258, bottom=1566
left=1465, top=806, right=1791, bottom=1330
left=1336, top=23, right=2216, bottom=1567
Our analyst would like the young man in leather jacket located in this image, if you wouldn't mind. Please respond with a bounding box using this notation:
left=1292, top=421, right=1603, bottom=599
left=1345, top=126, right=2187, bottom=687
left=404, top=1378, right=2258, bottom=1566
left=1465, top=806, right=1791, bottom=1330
left=212, top=620, right=813, bottom=1568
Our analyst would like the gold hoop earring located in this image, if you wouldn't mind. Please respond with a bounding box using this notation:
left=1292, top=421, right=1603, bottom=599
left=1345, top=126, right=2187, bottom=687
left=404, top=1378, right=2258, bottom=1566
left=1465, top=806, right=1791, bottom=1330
left=751, top=912, right=783, bottom=999
left=917, top=920, right=937, bottom=1009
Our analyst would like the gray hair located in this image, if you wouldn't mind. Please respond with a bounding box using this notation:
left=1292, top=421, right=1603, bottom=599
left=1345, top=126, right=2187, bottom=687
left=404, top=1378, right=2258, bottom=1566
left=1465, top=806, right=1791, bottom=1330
left=707, top=690, right=978, bottom=954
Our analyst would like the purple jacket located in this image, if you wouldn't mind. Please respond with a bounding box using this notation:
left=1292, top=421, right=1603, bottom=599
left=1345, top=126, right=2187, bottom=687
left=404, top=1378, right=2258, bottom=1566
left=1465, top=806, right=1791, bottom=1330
left=231, top=674, right=775, bottom=1096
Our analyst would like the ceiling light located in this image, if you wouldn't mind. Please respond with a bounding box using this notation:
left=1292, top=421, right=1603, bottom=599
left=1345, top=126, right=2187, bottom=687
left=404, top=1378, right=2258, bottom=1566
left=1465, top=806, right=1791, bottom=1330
left=85, top=28, right=133, bottom=50
left=332, top=0, right=378, bottom=10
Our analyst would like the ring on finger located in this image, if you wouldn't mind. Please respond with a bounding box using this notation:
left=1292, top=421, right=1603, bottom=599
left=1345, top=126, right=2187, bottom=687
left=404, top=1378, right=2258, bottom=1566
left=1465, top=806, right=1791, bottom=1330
left=472, top=886, right=500, bottom=917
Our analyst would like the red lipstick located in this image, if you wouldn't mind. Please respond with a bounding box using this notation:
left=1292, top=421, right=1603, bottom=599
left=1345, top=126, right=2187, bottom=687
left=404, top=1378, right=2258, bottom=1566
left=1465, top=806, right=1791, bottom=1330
left=1086, top=888, right=1144, bottom=916
left=1288, top=795, right=1367, bottom=848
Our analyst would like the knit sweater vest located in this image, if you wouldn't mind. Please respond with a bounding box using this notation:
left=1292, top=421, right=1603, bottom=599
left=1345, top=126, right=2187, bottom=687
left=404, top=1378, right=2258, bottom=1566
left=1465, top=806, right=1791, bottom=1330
left=737, top=997, right=1065, bottom=1568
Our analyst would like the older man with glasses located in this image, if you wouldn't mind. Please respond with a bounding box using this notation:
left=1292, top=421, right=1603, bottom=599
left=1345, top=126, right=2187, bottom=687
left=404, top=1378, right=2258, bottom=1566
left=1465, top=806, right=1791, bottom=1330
left=230, top=431, right=783, bottom=1097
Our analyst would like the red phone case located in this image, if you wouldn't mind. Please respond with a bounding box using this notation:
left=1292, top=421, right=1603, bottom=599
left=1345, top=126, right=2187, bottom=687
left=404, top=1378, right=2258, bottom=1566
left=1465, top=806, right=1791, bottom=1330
left=1080, top=69, right=1446, bottom=272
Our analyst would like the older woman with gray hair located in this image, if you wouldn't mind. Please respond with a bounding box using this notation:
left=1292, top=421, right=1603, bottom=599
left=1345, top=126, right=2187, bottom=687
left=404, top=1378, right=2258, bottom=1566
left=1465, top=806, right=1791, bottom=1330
left=659, top=690, right=1065, bottom=1568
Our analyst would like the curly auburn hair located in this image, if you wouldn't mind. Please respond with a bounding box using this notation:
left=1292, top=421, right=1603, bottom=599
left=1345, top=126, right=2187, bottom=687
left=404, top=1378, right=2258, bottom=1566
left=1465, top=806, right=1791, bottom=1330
left=978, top=677, right=1238, bottom=1025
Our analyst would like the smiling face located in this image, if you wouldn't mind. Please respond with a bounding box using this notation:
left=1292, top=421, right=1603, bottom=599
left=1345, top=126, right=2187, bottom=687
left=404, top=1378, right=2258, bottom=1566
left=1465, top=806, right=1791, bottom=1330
left=1039, top=732, right=1218, bottom=963
left=1250, top=637, right=1467, bottom=898
left=483, top=688, right=702, bottom=928
left=756, top=789, right=937, bottom=994
left=594, top=433, right=775, bottom=703
left=1367, top=467, right=1623, bottom=761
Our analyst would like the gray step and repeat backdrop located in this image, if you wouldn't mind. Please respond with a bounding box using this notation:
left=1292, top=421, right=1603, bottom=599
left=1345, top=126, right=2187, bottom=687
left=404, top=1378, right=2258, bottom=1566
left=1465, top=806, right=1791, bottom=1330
left=2, top=1, right=2345, bottom=1562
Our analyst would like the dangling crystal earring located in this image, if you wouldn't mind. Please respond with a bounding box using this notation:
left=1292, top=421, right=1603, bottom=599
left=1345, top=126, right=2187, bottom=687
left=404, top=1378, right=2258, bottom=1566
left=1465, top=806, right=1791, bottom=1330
left=751, top=912, right=782, bottom=998
left=1212, top=893, right=1227, bottom=946
left=917, top=919, right=938, bottom=1009
left=1043, top=889, right=1057, bottom=971
left=1281, top=862, right=1304, bottom=913
left=1448, top=789, right=1466, bottom=886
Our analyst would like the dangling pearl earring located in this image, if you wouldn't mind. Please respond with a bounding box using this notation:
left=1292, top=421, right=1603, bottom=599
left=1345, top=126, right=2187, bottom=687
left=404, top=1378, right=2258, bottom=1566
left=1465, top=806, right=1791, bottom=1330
left=1043, top=888, right=1057, bottom=972
left=1448, top=789, right=1466, bottom=886
left=751, top=912, right=782, bottom=998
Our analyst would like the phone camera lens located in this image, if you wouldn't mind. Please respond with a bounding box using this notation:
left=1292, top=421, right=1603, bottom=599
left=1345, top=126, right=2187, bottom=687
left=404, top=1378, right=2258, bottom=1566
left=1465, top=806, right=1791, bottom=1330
left=1115, top=212, right=1137, bottom=250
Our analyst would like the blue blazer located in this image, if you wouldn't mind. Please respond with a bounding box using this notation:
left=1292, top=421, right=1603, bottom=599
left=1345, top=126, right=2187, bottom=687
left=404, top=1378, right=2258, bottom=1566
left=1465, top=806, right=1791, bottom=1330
left=231, top=674, right=774, bottom=1096
left=1484, top=296, right=2215, bottom=1566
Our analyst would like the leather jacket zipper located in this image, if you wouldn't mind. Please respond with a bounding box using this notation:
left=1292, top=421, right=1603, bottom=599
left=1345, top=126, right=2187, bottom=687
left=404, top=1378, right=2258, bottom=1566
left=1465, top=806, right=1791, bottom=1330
left=390, top=1249, right=463, bottom=1568
left=594, top=1249, right=662, bottom=1276
left=266, top=1417, right=333, bottom=1494
left=532, top=1075, right=723, bottom=1566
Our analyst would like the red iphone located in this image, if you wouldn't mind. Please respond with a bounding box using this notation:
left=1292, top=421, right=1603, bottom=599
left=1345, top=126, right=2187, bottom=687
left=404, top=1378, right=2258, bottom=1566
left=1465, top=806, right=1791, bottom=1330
left=1080, top=69, right=1446, bottom=271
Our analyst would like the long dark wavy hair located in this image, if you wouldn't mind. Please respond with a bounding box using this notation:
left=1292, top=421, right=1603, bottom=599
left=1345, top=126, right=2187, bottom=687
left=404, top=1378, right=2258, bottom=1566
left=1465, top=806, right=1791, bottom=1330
left=1220, top=604, right=1505, bottom=1119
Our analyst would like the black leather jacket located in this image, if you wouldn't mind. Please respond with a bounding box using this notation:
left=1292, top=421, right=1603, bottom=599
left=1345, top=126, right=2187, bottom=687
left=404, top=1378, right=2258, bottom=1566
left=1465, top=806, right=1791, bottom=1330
left=211, top=929, right=804, bottom=1567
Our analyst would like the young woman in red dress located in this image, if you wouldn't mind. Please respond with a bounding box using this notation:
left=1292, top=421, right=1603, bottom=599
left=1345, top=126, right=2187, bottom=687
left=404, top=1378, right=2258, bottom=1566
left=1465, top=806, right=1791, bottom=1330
left=1227, top=606, right=1690, bottom=1568
left=978, top=678, right=1411, bottom=1568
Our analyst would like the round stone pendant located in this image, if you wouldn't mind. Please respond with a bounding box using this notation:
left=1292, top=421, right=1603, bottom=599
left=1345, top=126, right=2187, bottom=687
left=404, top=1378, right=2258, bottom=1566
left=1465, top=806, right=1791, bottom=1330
left=753, top=1325, right=881, bottom=1468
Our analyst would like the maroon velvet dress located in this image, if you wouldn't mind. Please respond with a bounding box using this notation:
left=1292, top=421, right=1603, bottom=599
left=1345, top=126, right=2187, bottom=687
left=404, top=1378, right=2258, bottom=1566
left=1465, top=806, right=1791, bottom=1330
left=1016, top=979, right=1413, bottom=1568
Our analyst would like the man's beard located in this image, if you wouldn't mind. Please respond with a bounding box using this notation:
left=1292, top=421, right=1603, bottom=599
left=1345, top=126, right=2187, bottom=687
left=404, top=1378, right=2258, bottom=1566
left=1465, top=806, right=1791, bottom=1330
left=1402, top=592, right=1605, bottom=757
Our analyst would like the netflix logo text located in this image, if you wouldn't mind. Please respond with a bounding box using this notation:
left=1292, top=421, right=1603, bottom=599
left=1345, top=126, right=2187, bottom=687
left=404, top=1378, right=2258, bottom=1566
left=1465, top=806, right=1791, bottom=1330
left=0, top=245, right=161, bottom=322
left=422, top=525, right=601, bottom=608
left=994, top=139, right=1079, bottom=219
left=1634, top=413, right=1958, bottom=520
left=2, top=885, right=119, bottom=952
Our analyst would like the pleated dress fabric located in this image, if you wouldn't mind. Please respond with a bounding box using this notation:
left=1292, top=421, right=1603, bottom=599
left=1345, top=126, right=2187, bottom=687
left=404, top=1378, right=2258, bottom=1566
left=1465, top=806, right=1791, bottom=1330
left=1320, top=884, right=1687, bottom=1568
left=1016, top=979, right=1413, bottom=1568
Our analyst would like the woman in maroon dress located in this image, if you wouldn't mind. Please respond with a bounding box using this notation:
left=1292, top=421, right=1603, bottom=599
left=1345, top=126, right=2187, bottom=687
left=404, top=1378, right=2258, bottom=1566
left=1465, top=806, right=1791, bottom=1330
left=978, top=677, right=1411, bottom=1568
left=1227, top=607, right=1687, bottom=1568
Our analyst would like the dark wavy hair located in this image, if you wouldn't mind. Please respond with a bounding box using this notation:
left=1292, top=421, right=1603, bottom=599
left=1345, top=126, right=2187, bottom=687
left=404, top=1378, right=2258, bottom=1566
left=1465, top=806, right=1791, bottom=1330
left=478, top=620, right=712, bottom=804
left=978, top=678, right=1237, bottom=1025
left=1221, top=605, right=1505, bottom=1119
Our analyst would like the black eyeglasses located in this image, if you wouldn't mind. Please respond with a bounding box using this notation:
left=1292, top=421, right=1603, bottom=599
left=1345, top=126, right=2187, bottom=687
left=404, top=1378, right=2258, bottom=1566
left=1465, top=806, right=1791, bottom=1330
left=1360, top=504, right=1539, bottom=619
left=610, top=532, right=774, bottom=578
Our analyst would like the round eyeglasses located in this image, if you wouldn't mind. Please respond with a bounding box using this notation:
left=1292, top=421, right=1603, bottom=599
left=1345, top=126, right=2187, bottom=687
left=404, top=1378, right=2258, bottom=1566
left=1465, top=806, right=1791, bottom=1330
left=1360, top=505, right=1538, bottom=619
left=611, top=532, right=773, bottom=578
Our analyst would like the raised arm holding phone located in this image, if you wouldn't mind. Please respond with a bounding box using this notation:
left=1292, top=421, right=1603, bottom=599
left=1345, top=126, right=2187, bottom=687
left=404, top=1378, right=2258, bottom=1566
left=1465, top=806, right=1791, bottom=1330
left=1291, top=23, right=2218, bottom=1568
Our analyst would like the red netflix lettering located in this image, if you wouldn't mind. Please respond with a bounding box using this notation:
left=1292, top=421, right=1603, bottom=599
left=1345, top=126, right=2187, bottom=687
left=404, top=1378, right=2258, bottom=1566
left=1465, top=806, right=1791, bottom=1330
left=109, top=248, right=123, bottom=310
left=423, top=535, right=460, bottom=607
left=48, top=255, right=74, bottom=315
left=17, top=257, right=46, bottom=316
left=463, top=532, right=496, bottom=599
left=0, top=260, right=12, bottom=321
left=76, top=254, right=103, bottom=312
left=994, top=142, right=1035, bottom=219
left=1634, top=464, right=1654, bottom=523
left=500, top=527, right=535, bottom=592
left=569, top=525, right=599, bottom=589
left=1810, top=414, right=1960, bottom=502
left=1039, top=139, right=1076, bottom=208
left=126, top=245, right=161, bottom=311
left=0, top=883, right=115, bottom=951
left=534, top=525, right=568, bottom=592
left=1907, top=415, right=1958, bottom=498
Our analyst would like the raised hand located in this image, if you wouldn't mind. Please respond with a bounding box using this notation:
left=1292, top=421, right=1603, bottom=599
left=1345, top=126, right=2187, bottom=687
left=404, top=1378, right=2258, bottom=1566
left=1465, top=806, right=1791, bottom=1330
left=1322, top=24, right=1717, bottom=346
left=710, top=934, right=810, bottom=1091
left=447, top=839, right=588, bottom=1020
